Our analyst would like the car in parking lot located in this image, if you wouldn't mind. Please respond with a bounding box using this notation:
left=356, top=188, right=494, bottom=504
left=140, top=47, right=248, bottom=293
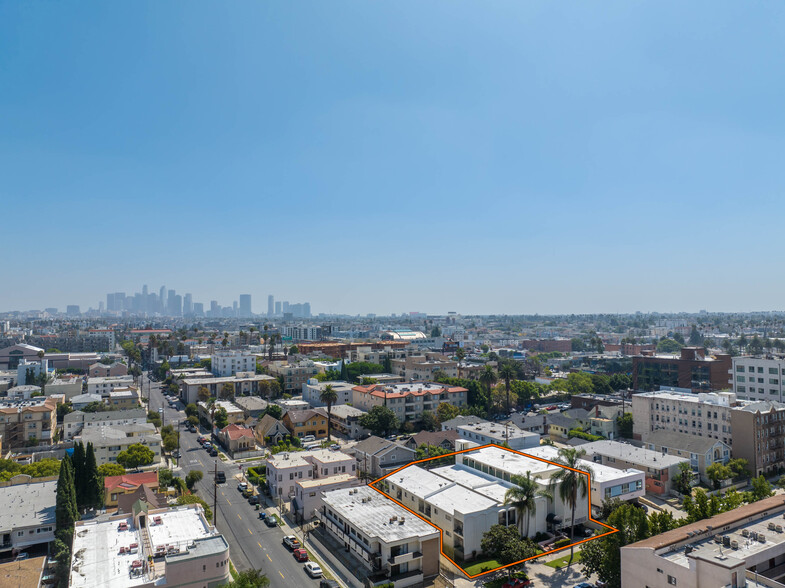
left=304, top=562, right=322, bottom=578
left=502, top=579, right=531, bottom=588
left=283, top=535, right=300, bottom=550
left=329, top=444, right=340, bottom=451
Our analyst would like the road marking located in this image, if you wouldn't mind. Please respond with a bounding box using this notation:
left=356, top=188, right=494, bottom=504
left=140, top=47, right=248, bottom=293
left=258, top=542, right=264, bottom=550
left=248, top=528, right=253, bottom=535
left=266, top=553, right=272, bottom=561
left=237, top=514, right=242, bottom=520
left=279, top=571, right=285, bottom=579
left=226, top=498, right=232, bottom=506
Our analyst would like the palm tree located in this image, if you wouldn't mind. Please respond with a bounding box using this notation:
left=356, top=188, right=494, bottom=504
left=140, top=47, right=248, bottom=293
left=320, top=384, right=338, bottom=442
left=498, top=362, right=517, bottom=414
left=549, top=447, right=593, bottom=565
left=504, top=471, right=551, bottom=537
left=456, top=347, right=466, bottom=363
left=479, top=365, right=498, bottom=416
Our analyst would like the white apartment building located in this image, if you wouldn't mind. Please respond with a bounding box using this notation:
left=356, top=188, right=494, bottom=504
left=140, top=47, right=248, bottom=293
left=456, top=421, right=540, bottom=450
left=78, top=423, right=162, bottom=466
left=302, top=379, right=355, bottom=407
left=352, top=381, right=467, bottom=423
left=632, top=390, right=741, bottom=446
left=0, top=479, right=56, bottom=555
left=318, top=486, right=440, bottom=588
left=294, top=473, right=361, bottom=522
left=731, top=355, right=785, bottom=402
left=210, top=350, right=257, bottom=377
left=86, top=375, right=135, bottom=398
left=266, top=449, right=356, bottom=501
left=63, top=408, right=147, bottom=441
left=391, top=353, right=458, bottom=381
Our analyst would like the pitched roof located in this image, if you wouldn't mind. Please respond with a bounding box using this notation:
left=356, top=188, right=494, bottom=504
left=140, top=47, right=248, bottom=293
left=221, top=423, right=255, bottom=440
left=352, top=435, right=413, bottom=457
left=284, top=409, right=321, bottom=423
left=255, top=414, right=287, bottom=435
left=645, top=430, right=728, bottom=454
left=104, top=471, right=158, bottom=492
left=410, top=430, right=460, bottom=448
left=116, top=484, right=167, bottom=514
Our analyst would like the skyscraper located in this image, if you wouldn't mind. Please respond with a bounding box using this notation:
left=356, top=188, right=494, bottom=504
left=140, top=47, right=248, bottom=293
left=239, top=294, right=252, bottom=318
left=183, top=293, right=193, bottom=316
left=267, top=295, right=274, bottom=317
left=275, top=301, right=282, bottom=315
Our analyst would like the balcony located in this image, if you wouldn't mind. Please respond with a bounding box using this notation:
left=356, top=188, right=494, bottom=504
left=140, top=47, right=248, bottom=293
left=389, top=569, right=424, bottom=585
left=388, top=550, right=422, bottom=565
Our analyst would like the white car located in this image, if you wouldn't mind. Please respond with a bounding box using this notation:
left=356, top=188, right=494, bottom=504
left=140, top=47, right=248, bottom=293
left=304, top=562, right=322, bottom=578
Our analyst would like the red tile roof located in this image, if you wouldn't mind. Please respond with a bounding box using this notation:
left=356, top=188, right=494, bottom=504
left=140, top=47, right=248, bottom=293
left=221, top=424, right=255, bottom=440
left=104, top=471, right=159, bottom=492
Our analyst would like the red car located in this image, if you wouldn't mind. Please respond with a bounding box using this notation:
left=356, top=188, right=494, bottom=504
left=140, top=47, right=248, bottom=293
left=293, top=548, right=308, bottom=562
left=502, top=579, right=531, bottom=588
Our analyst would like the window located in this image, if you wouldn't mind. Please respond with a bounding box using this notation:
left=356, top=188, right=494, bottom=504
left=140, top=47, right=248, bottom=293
left=667, top=575, right=677, bottom=585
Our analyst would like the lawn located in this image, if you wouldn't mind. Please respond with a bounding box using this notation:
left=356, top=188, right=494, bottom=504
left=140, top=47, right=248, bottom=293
left=460, top=558, right=502, bottom=576
left=544, top=551, right=582, bottom=569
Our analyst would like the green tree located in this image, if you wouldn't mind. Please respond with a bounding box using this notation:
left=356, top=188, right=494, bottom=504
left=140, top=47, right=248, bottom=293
left=580, top=504, right=649, bottom=588
left=455, top=347, right=466, bottom=363
left=289, top=344, right=299, bottom=355
left=72, top=442, right=85, bottom=510
left=220, top=382, right=235, bottom=400
left=504, top=471, right=551, bottom=537
left=230, top=568, right=271, bottom=587
left=415, top=444, right=454, bottom=468
left=706, top=462, right=733, bottom=490
left=147, top=410, right=162, bottom=429
left=265, top=404, right=283, bottom=420
left=83, top=442, right=103, bottom=510
left=197, top=386, right=210, bottom=403
left=55, top=455, right=78, bottom=551
left=419, top=410, right=440, bottom=432
left=176, top=493, right=212, bottom=522
left=340, top=360, right=349, bottom=381
left=97, top=463, right=126, bottom=477
left=616, top=413, right=633, bottom=439
left=609, top=373, right=631, bottom=391
left=673, top=461, right=694, bottom=495
left=549, top=447, right=592, bottom=565
left=320, top=384, right=339, bottom=442
left=590, top=373, right=613, bottom=395
left=565, top=372, right=593, bottom=396
left=656, top=338, right=683, bottom=353
left=436, top=402, right=460, bottom=423
left=728, top=458, right=750, bottom=479
left=116, top=443, right=156, bottom=469
left=358, top=405, right=398, bottom=437
left=688, top=325, right=703, bottom=346
left=214, top=406, right=229, bottom=430
left=498, top=362, right=517, bottom=414
left=751, top=475, right=774, bottom=501
left=647, top=510, right=678, bottom=535
left=186, top=470, right=204, bottom=491
left=479, top=365, right=498, bottom=415
left=480, top=525, right=539, bottom=576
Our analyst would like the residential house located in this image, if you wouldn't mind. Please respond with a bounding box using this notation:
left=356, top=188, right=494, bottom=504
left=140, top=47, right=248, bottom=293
left=282, top=409, right=328, bottom=439
left=103, top=471, right=160, bottom=508
left=314, top=404, right=370, bottom=439
left=352, top=436, right=417, bottom=480
left=643, top=430, right=731, bottom=486
left=254, top=414, right=289, bottom=446
left=216, top=424, right=256, bottom=455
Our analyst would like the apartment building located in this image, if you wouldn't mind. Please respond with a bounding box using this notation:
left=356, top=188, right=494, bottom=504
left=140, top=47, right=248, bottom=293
left=267, top=360, right=320, bottom=394
left=352, top=381, right=467, bottom=423
left=78, top=423, right=162, bottom=466
left=211, top=350, right=257, bottom=377
left=632, top=347, right=732, bottom=392
left=280, top=325, right=323, bottom=341
left=197, top=400, right=245, bottom=427
left=632, top=390, right=740, bottom=446
left=0, top=396, right=58, bottom=448
left=266, top=449, right=356, bottom=500
left=731, top=355, right=785, bottom=402
left=88, top=361, right=128, bottom=378
left=282, top=408, right=328, bottom=439
left=731, top=401, right=785, bottom=478
left=180, top=373, right=276, bottom=404
left=391, top=353, right=458, bottom=381
left=318, top=486, right=440, bottom=588
left=70, top=503, right=231, bottom=588
left=294, top=473, right=361, bottom=523
left=621, top=494, right=785, bottom=588
left=302, top=379, right=355, bottom=407
left=352, top=436, right=417, bottom=479
left=63, top=408, right=147, bottom=441
left=455, top=421, right=540, bottom=450
left=581, top=440, right=689, bottom=495
left=86, top=375, right=135, bottom=398
left=314, top=405, right=370, bottom=439
left=108, top=387, right=140, bottom=410
left=0, top=479, right=56, bottom=556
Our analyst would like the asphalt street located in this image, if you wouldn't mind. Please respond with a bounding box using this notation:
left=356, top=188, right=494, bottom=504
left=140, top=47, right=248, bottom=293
left=143, top=374, right=326, bottom=588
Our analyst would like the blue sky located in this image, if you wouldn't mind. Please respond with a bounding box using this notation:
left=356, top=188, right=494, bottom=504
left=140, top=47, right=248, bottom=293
left=2, top=1, right=785, bottom=315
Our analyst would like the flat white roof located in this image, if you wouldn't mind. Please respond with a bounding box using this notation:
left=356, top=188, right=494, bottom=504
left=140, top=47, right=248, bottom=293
left=457, top=421, right=539, bottom=440
left=147, top=507, right=212, bottom=551
left=0, top=480, right=56, bottom=531
left=322, top=486, right=438, bottom=543
left=522, top=445, right=644, bottom=484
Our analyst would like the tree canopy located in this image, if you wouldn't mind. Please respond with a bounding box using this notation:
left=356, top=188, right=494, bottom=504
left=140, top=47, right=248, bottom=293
left=358, top=405, right=398, bottom=436
left=116, top=443, right=156, bottom=469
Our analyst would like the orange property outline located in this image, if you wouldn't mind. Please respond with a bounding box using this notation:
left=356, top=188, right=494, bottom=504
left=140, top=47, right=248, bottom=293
left=367, top=443, right=618, bottom=578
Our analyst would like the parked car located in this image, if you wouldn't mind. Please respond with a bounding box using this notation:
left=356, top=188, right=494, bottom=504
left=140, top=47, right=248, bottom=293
left=573, top=583, right=595, bottom=588
left=302, top=435, right=316, bottom=443
left=304, top=562, right=322, bottom=578
left=172, top=450, right=181, bottom=458
left=209, top=448, right=218, bottom=457
left=502, top=579, right=531, bottom=588
left=203, top=442, right=212, bottom=450
left=265, top=515, right=277, bottom=527
left=283, top=535, right=300, bottom=550
left=15, top=552, right=28, bottom=561
left=238, top=482, right=248, bottom=492
left=197, top=436, right=207, bottom=444
left=329, top=444, right=340, bottom=451
left=248, top=496, right=260, bottom=506
left=293, top=548, right=308, bottom=562
left=319, top=580, right=339, bottom=588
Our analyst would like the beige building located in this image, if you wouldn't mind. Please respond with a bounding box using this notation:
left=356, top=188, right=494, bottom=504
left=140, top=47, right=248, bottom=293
left=78, top=423, right=162, bottom=466
left=731, top=401, right=785, bottom=478
left=108, top=387, right=140, bottom=410
left=197, top=400, right=245, bottom=427
left=293, top=473, right=361, bottom=523
left=352, top=381, right=467, bottom=423
left=88, top=362, right=128, bottom=378
left=622, top=494, right=785, bottom=588
left=86, top=375, right=135, bottom=398
left=0, top=396, right=58, bottom=448
left=180, top=372, right=276, bottom=405
left=318, top=486, right=440, bottom=588
left=267, top=360, right=319, bottom=394
left=632, top=390, right=740, bottom=446
left=266, top=448, right=356, bottom=502
left=391, top=353, right=458, bottom=381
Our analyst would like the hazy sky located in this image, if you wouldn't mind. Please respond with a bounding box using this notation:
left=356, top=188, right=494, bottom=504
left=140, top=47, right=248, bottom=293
left=2, top=2, right=785, bottom=316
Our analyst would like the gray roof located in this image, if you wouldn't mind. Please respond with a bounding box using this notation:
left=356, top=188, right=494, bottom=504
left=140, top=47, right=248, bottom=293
left=64, top=408, right=147, bottom=424
left=546, top=413, right=579, bottom=429
left=582, top=440, right=689, bottom=469
left=0, top=480, right=56, bottom=532
left=352, top=436, right=413, bottom=457
left=233, top=396, right=268, bottom=412
left=737, top=401, right=785, bottom=414
left=645, top=430, right=729, bottom=454
left=441, top=415, right=488, bottom=430
left=315, top=404, right=366, bottom=420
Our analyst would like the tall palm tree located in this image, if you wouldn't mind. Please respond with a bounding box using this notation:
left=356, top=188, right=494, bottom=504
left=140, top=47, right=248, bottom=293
left=549, top=447, right=593, bottom=565
left=320, top=384, right=338, bottom=442
left=479, top=365, right=498, bottom=416
left=498, top=362, right=517, bottom=414
left=504, top=471, right=551, bottom=537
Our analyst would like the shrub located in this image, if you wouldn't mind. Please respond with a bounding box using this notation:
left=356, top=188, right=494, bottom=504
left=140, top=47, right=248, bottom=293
left=553, top=538, right=572, bottom=549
